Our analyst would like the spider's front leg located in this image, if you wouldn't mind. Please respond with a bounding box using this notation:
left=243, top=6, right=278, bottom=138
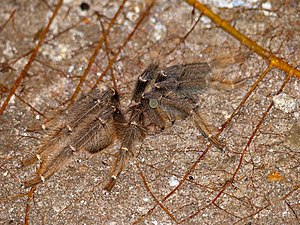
left=104, top=107, right=145, bottom=191
left=131, top=62, right=159, bottom=102
left=104, top=63, right=159, bottom=191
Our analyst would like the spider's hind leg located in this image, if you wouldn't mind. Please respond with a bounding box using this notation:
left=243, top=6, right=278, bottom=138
left=23, top=146, right=74, bottom=187
left=210, top=77, right=245, bottom=91
left=23, top=87, right=120, bottom=188
left=104, top=108, right=145, bottom=191
left=192, top=110, right=224, bottom=150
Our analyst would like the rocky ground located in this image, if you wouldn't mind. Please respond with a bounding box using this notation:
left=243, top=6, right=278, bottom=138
left=0, top=0, right=299, bottom=224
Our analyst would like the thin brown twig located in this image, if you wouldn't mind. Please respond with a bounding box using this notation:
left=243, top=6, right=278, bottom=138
left=98, top=15, right=117, bottom=90
left=92, top=1, right=155, bottom=89
left=233, top=204, right=269, bottom=225
left=8, top=17, right=86, bottom=68
left=0, top=9, right=16, bottom=32
left=137, top=164, right=179, bottom=223
left=69, top=0, right=127, bottom=104
left=24, top=186, right=36, bottom=225
left=235, top=184, right=300, bottom=224
left=134, top=63, right=286, bottom=224
left=0, top=193, right=27, bottom=203
left=285, top=201, right=299, bottom=222
left=0, top=84, right=45, bottom=117
left=166, top=13, right=202, bottom=56
left=179, top=68, right=292, bottom=223
left=134, top=145, right=211, bottom=224
left=213, top=202, right=241, bottom=219
left=0, top=0, right=64, bottom=116
left=34, top=58, right=68, bottom=77
left=184, top=0, right=300, bottom=79
left=220, top=64, right=273, bottom=132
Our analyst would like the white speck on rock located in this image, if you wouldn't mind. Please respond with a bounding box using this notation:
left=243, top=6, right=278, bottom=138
left=71, top=29, right=84, bottom=40
left=3, top=41, right=16, bottom=58
left=273, top=93, right=297, bottom=113
left=168, top=176, right=179, bottom=187
left=262, top=2, right=272, bottom=10
left=200, top=16, right=212, bottom=28
left=203, top=0, right=260, bottom=9
left=53, top=200, right=68, bottom=212
left=10, top=95, right=15, bottom=104
left=262, top=1, right=276, bottom=16
left=150, top=19, right=167, bottom=42
left=152, top=220, right=158, bottom=225
left=253, top=156, right=261, bottom=165
left=126, top=11, right=139, bottom=21
left=68, top=65, right=75, bottom=74
left=221, top=110, right=231, bottom=120
left=143, top=197, right=150, bottom=202
left=37, top=201, right=43, bottom=207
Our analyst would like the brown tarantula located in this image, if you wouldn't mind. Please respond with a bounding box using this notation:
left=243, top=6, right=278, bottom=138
left=22, top=60, right=242, bottom=191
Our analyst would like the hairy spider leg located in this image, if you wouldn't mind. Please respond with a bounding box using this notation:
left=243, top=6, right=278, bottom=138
left=22, top=88, right=115, bottom=166
left=210, top=78, right=245, bottom=91
left=104, top=106, right=146, bottom=191
left=155, top=63, right=224, bottom=149
left=131, top=62, right=159, bottom=103
left=23, top=88, right=119, bottom=187
left=104, top=63, right=161, bottom=190
left=23, top=60, right=243, bottom=190
left=150, top=93, right=223, bottom=150
left=191, top=110, right=224, bottom=150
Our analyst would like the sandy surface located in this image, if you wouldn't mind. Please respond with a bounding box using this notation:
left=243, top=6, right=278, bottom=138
left=0, top=0, right=299, bottom=224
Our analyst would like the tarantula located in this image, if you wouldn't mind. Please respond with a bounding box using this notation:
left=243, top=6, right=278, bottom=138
left=22, top=60, right=242, bottom=191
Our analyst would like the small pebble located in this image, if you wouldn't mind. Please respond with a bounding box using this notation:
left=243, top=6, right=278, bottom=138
left=168, top=176, right=179, bottom=187
left=273, top=93, right=297, bottom=113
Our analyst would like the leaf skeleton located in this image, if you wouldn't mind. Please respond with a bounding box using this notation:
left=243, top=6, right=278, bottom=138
left=22, top=60, right=243, bottom=191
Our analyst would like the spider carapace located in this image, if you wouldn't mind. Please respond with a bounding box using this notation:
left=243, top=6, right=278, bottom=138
left=23, top=61, right=242, bottom=191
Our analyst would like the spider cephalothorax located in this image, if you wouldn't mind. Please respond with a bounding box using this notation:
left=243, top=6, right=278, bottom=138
left=23, top=61, right=241, bottom=191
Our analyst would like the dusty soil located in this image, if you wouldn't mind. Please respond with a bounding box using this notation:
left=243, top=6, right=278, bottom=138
left=0, top=0, right=299, bottom=224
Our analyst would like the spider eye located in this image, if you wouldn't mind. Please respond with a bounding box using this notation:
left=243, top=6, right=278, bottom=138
left=149, top=98, right=158, bottom=109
